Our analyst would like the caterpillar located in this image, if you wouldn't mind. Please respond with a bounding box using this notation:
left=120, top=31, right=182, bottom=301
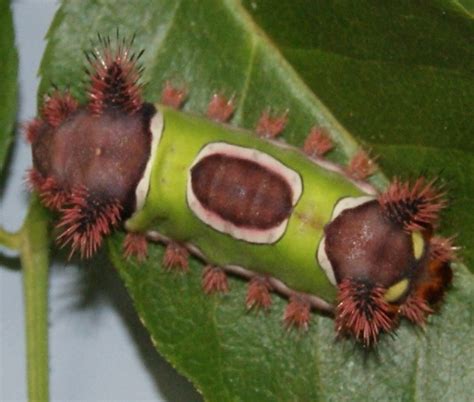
left=26, top=36, right=455, bottom=346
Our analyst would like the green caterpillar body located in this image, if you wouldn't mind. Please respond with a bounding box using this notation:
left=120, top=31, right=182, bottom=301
left=126, top=106, right=367, bottom=303
left=27, top=38, right=453, bottom=345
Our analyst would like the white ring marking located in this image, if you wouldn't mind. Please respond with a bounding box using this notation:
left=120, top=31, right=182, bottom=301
left=134, top=109, right=164, bottom=212
left=187, top=142, right=303, bottom=244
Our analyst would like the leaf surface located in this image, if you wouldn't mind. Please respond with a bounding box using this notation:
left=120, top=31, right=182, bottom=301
left=242, top=0, right=474, bottom=268
left=0, top=0, right=18, bottom=173
left=39, top=1, right=474, bottom=401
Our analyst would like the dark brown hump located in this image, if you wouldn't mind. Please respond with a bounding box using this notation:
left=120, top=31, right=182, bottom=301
left=191, top=153, right=293, bottom=229
left=324, top=200, right=417, bottom=287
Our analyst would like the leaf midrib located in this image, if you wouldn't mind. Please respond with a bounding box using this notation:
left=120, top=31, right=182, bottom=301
left=222, top=0, right=368, bottom=163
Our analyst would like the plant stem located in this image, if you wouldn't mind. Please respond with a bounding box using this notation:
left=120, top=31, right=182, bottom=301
left=19, top=198, right=50, bottom=402
left=0, top=226, right=20, bottom=250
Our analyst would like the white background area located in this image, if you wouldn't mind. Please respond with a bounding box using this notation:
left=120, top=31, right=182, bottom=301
left=0, top=1, right=202, bottom=401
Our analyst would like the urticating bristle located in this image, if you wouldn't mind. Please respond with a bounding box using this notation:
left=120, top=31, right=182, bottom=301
left=399, top=294, right=433, bottom=326
left=123, top=232, right=148, bottom=261
left=42, top=90, right=78, bottom=127
left=38, top=176, right=69, bottom=210
left=283, top=295, right=311, bottom=331
left=26, top=169, right=67, bottom=209
left=346, top=150, right=376, bottom=180
left=256, top=109, right=288, bottom=139
left=26, top=168, right=45, bottom=191
left=336, top=279, right=395, bottom=346
left=303, top=127, right=333, bottom=157
left=24, top=118, right=45, bottom=144
left=206, top=93, right=235, bottom=122
left=56, top=186, right=122, bottom=259
left=162, top=242, right=189, bottom=272
left=202, top=266, right=229, bottom=294
left=429, top=236, right=457, bottom=263
left=87, top=35, right=144, bottom=115
left=378, top=178, right=446, bottom=232
left=160, top=81, right=188, bottom=109
left=246, top=276, right=272, bottom=310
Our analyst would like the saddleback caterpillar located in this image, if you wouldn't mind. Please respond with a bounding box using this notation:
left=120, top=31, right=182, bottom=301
left=26, top=36, right=455, bottom=346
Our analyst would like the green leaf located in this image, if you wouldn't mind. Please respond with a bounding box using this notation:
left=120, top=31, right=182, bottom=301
left=39, top=0, right=474, bottom=401
left=241, top=0, right=474, bottom=269
left=458, top=0, right=474, bottom=14
left=0, top=0, right=18, bottom=173
left=111, top=240, right=474, bottom=402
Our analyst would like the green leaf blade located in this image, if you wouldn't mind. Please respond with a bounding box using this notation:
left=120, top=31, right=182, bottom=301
left=111, top=238, right=474, bottom=402
left=242, top=0, right=474, bottom=270
left=38, top=0, right=474, bottom=401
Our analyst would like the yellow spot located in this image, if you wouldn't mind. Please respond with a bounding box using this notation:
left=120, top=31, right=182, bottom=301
left=95, top=147, right=103, bottom=156
left=384, top=279, right=409, bottom=302
left=412, top=231, right=424, bottom=260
